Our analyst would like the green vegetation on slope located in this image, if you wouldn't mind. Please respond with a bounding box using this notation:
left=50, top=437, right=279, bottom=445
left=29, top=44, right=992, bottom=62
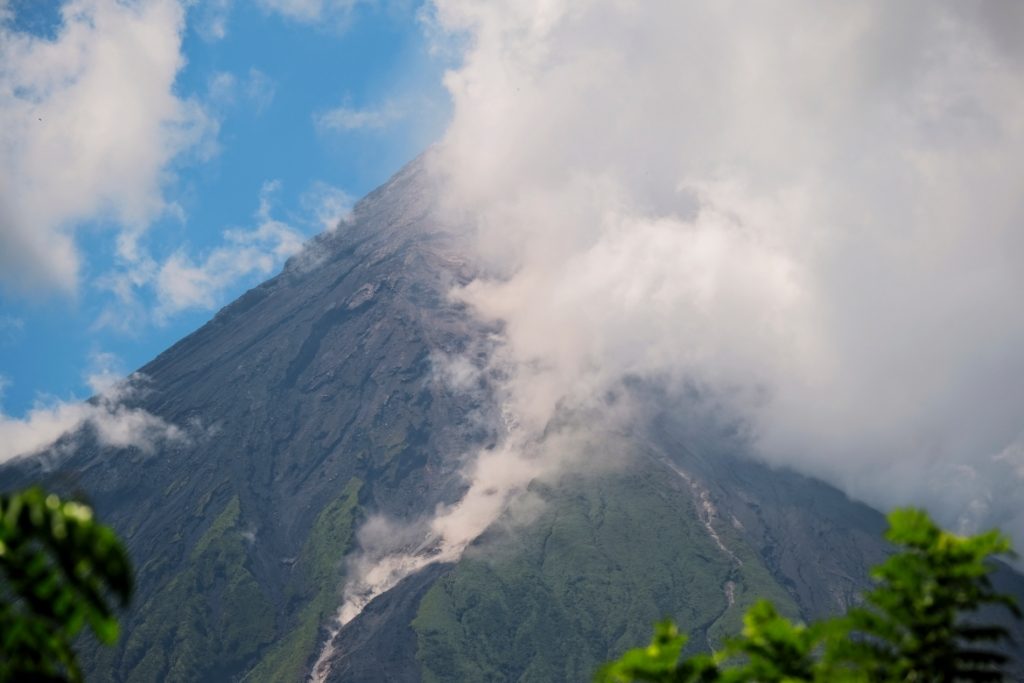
left=74, top=476, right=363, bottom=682
left=413, top=462, right=797, bottom=682
left=243, top=477, right=362, bottom=682
left=106, top=495, right=276, bottom=682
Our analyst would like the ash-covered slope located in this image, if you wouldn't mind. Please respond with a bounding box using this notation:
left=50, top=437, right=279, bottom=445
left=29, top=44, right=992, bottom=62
left=2, top=157, right=1021, bottom=682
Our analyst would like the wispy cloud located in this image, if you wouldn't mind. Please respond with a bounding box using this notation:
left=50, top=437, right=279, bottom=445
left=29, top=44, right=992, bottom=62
left=206, top=71, right=238, bottom=105
left=94, top=180, right=310, bottom=329
left=301, top=181, right=355, bottom=231
left=83, top=350, right=125, bottom=395
left=154, top=211, right=304, bottom=320
left=245, top=68, right=277, bottom=113
left=193, top=0, right=233, bottom=41
left=206, top=68, right=277, bottom=113
left=0, top=316, right=24, bottom=347
left=314, top=101, right=404, bottom=132
left=0, top=371, right=184, bottom=464
left=257, top=0, right=362, bottom=26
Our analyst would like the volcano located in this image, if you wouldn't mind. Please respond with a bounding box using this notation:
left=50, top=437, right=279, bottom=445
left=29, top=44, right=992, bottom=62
left=3, top=157, right=1022, bottom=683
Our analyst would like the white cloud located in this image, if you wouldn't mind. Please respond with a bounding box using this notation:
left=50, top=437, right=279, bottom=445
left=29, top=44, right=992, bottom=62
left=193, top=0, right=232, bottom=41
left=0, top=373, right=184, bottom=464
left=0, top=0, right=215, bottom=295
left=257, top=0, right=360, bottom=25
left=311, top=430, right=547, bottom=681
left=418, top=0, right=1024, bottom=547
left=153, top=181, right=305, bottom=319
left=84, top=350, right=125, bottom=394
left=0, top=315, right=24, bottom=346
left=206, top=68, right=276, bottom=113
left=93, top=180, right=335, bottom=329
left=314, top=101, right=403, bottom=132
left=206, top=70, right=238, bottom=105
left=245, top=68, right=276, bottom=113
left=301, top=181, right=354, bottom=231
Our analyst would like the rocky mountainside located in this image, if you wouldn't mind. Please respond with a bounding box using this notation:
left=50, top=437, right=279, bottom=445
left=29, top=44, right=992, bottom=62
left=3, top=158, right=1022, bottom=682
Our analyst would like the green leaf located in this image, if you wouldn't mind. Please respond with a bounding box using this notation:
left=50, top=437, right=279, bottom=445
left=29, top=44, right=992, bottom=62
left=0, top=487, right=133, bottom=681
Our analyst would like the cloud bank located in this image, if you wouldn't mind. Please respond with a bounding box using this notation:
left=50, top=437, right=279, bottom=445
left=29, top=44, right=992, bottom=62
left=421, top=0, right=1024, bottom=542
left=0, top=0, right=213, bottom=295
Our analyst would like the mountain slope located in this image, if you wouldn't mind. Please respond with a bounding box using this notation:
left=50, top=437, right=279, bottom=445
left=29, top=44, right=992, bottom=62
left=321, top=427, right=894, bottom=682
left=2, top=157, right=1021, bottom=682
left=3, top=159, right=497, bottom=681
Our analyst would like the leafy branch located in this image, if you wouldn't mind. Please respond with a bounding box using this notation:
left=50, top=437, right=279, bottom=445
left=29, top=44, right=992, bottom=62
left=0, top=487, right=132, bottom=682
left=598, top=508, right=1021, bottom=683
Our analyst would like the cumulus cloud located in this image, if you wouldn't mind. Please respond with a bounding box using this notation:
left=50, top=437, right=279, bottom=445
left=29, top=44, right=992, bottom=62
left=420, top=0, right=1024, bottom=546
left=0, top=0, right=215, bottom=295
left=0, top=371, right=184, bottom=464
left=314, top=101, right=404, bottom=132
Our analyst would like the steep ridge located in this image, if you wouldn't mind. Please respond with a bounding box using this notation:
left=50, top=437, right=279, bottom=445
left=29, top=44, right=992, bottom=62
left=3, top=158, right=499, bottom=681
left=2, top=157, right=1022, bottom=682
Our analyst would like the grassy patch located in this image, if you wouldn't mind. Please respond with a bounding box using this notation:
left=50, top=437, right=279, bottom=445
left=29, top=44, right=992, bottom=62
left=242, top=478, right=362, bottom=682
left=110, top=495, right=276, bottom=682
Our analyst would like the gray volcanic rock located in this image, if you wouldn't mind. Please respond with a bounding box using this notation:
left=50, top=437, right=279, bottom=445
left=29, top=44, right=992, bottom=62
left=2, top=156, right=1021, bottom=682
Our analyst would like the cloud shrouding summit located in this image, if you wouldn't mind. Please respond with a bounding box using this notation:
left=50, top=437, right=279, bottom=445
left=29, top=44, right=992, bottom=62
left=427, top=1, right=1024, bottom=540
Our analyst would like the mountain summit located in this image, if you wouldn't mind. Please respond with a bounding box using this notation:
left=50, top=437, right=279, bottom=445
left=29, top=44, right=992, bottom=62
left=4, top=158, right=1022, bottom=682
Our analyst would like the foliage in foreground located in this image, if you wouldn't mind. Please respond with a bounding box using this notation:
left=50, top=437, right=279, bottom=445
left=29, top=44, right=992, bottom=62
left=599, top=508, right=1022, bottom=683
left=0, top=487, right=132, bottom=682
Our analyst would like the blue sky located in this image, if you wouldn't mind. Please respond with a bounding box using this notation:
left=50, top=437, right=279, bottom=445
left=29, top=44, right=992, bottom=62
left=0, top=0, right=451, bottom=417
